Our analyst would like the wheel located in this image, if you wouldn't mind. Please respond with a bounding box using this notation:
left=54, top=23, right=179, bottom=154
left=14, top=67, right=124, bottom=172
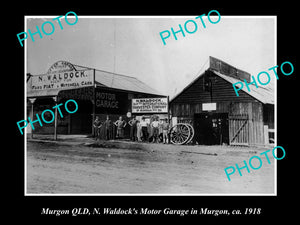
left=170, top=123, right=191, bottom=145
left=186, top=123, right=194, bottom=144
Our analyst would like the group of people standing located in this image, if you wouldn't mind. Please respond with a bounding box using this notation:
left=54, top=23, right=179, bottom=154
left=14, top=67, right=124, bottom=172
left=93, top=115, right=127, bottom=140
left=136, top=116, right=170, bottom=144
left=93, top=115, right=114, bottom=140
left=93, top=115, right=170, bottom=144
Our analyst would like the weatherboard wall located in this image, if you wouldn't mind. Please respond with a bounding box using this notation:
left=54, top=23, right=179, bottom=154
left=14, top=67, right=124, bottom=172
left=170, top=70, right=266, bottom=145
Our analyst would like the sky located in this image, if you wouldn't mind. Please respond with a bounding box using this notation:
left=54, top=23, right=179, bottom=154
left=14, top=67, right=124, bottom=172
left=26, top=15, right=276, bottom=98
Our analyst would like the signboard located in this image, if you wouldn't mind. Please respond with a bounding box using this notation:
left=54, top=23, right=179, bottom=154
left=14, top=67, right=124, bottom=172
left=58, top=87, right=128, bottom=114
left=47, top=61, right=76, bottom=74
left=126, top=112, right=132, bottom=118
left=30, top=69, right=94, bottom=91
left=132, top=98, right=168, bottom=113
left=95, top=90, right=120, bottom=109
left=202, top=103, right=217, bottom=111
left=58, top=87, right=93, bottom=101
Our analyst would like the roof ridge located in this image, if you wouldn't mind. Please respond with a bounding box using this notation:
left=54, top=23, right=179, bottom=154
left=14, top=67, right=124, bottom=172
left=95, top=69, right=137, bottom=79
left=73, top=63, right=137, bottom=79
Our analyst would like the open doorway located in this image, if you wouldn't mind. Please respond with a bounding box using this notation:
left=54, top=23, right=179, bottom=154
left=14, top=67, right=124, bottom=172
left=194, top=113, right=229, bottom=145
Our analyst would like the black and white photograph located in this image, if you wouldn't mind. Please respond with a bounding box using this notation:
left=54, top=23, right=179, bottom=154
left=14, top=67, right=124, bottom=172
left=14, top=5, right=297, bottom=222
left=23, top=15, right=276, bottom=195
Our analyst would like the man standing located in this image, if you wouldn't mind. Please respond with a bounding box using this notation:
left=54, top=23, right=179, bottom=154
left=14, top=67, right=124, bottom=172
left=114, top=116, right=127, bottom=139
left=151, top=117, right=160, bottom=143
left=162, top=118, right=170, bottom=144
left=93, top=116, right=102, bottom=140
left=104, top=115, right=113, bottom=140
left=140, top=116, right=149, bottom=142
left=128, top=116, right=138, bottom=141
left=136, top=119, right=142, bottom=142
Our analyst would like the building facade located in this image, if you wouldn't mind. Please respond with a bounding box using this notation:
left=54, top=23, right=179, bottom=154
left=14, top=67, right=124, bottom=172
left=170, top=56, right=274, bottom=146
left=27, top=61, right=165, bottom=138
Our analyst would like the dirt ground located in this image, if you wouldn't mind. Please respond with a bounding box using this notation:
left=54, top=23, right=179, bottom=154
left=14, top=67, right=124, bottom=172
left=26, top=137, right=275, bottom=194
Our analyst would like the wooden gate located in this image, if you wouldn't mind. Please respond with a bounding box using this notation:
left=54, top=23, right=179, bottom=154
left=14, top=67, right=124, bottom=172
left=229, top=114, right=249, bottom=145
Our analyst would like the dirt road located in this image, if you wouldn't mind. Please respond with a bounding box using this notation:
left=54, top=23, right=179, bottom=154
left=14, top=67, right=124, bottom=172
left=26, top=140, right=275, bottom=194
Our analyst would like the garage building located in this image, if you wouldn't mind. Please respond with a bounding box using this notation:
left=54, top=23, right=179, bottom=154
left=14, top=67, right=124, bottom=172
left=27, top=61, right=164, bottom=137
left=170, top=56, right=274, bottom=146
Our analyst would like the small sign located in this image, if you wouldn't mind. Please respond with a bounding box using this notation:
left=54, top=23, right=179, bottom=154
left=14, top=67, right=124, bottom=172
left=126, top=112, right=132, bottom=118
left=202, top=103, right=216, bottom=111
left=132, top=98, right=168, bottom=113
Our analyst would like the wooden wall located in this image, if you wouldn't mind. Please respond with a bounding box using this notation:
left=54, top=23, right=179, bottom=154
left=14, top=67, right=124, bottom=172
left=172, top=70, right=259, bottom=105
left=170, top=70, right=266, bottom=145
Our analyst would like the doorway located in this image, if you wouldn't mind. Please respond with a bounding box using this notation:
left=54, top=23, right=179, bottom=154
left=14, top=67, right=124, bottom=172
left=69, top=100, right=93, bottom=134
left=194, top=113, right=229, bottom=145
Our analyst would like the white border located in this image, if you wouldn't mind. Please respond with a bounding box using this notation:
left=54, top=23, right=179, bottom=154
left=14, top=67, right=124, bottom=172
left=24, top=15, right=277, bottom=196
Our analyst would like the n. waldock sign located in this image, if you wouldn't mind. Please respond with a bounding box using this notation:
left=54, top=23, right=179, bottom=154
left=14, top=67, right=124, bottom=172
left=132, top=97, right=168, bottom=113
left=30, top=69, right=94, bottom=91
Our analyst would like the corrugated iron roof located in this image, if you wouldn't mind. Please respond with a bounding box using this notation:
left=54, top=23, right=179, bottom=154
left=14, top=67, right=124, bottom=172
left=27, top=64, right=162, bottom=97
left=94, top=69, right=162, bottom=95
left=171, top=56, right=275, bottom=104
left=171, top=68, right=275, bottom=105
left=73, top=64, right=162, bottom=95
left=214, top=71, right=275, bottom=104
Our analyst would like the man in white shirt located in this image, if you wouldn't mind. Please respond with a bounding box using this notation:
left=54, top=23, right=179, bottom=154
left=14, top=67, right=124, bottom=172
left=151, top=117, right=160, bottom=143
left=140, top=117, right=149, bottom=142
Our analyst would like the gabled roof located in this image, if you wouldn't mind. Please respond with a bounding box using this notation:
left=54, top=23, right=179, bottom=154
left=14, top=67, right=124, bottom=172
left=95, top=70, right=161, bottom=95
left=27, top=63, right=162, bottom=98
left=170, top=57, right=275, bottom=105
left=73, top=64, right=162, bottom=95
left=214, top=70, right=274, bottom=104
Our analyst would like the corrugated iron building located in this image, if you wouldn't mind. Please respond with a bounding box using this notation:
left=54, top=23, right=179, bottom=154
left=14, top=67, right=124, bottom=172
left=170, top=56, right=275, bottom=146
left=27, top=61, right=164, bottom=136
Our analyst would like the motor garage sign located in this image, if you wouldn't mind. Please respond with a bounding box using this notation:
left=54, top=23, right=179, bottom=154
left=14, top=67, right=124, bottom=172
left=30, top=69, right=94, bottom=91
left=132, top=98, right=168, bottom=113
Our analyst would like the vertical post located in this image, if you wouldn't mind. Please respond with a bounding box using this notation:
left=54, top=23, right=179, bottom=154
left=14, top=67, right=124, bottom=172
left=264, top=125, right=269, bottom=145
left=92, top=69, right=96, bottom=136
left=53, top=96, right=58, bottom=141
left=68, top=114, right=71, bottom=134
left=28, top=98, right=36, bottom=139
left=167, top=96, right=170, bottom=123
left=31, top=103, right=33, bottom=139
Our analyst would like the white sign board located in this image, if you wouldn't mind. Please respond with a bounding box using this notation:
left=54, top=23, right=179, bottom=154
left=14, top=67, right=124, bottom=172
left=132, top=98, right=168, bottom=113
left=202, top=103, right=217, bottom=111
left=30, top=70, right=94, bottom=91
